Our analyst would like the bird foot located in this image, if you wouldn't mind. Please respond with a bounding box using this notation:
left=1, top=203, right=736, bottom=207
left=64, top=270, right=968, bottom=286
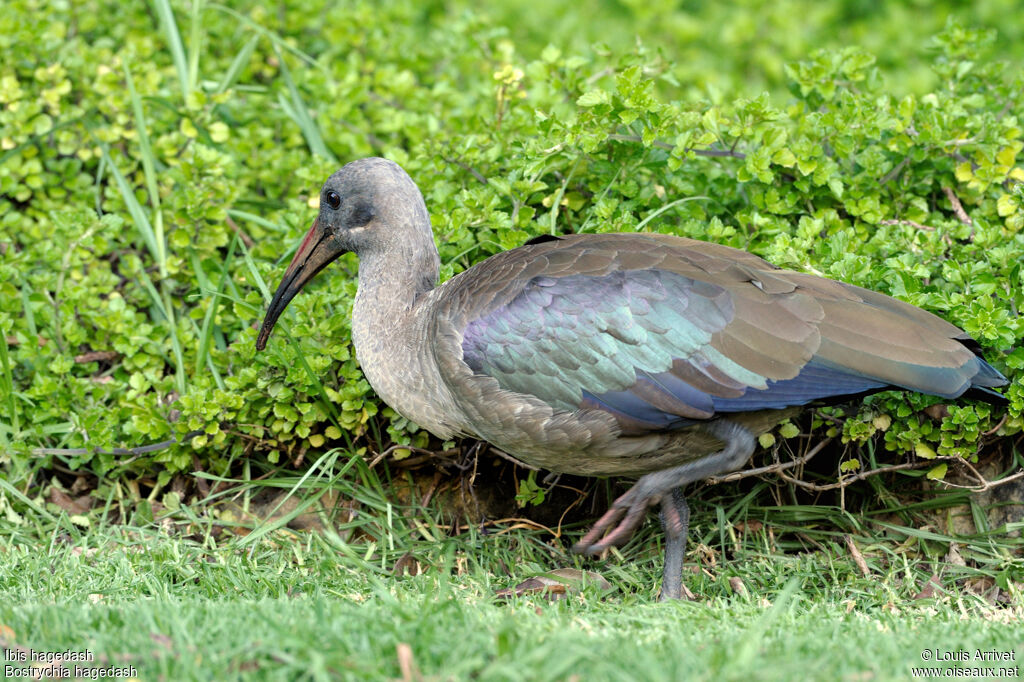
left=572, top=486, right=662, bottom=555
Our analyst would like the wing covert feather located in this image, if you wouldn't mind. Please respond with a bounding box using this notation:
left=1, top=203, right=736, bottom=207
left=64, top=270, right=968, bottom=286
left=431, top=233, right=1004, bottom=434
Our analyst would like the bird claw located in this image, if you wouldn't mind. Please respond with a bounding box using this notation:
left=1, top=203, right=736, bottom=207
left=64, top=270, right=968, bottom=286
left=572, top=488, right=660, bottom=556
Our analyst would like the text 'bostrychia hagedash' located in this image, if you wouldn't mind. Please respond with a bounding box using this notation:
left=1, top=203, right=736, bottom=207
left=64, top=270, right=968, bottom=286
left=256, top=157, right=1007, bottom=600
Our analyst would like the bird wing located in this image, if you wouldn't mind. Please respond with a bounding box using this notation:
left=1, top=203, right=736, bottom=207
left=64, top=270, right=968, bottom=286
left=437, top=233, right=1002, bottom=434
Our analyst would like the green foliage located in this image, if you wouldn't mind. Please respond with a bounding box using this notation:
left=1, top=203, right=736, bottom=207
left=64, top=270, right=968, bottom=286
left=514, top=470, right=546, bottom=508
left=0, top=0, right=1021, bottom=486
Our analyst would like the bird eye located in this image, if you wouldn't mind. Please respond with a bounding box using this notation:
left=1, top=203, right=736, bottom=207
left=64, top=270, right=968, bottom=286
left=325, top=190, right=341, bottom=210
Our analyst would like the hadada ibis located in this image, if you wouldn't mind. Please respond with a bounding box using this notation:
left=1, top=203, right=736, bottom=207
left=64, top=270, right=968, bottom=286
left=256, top=157, right=1007, bottom=599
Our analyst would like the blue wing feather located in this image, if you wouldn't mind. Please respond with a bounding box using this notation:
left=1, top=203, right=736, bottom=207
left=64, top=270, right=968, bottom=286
left=461, top=264, right=1006, bottom=433
left=707, top=362, right=886, bottom=411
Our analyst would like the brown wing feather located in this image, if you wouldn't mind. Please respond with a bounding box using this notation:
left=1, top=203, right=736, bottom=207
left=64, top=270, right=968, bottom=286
left=437, top=232, right=990, bottom=418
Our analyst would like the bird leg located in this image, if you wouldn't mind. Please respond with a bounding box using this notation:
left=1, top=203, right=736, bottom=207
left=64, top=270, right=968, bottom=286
left=572, top=420, right=755, bottom=596
left=659, top=488, right=689, bottom=601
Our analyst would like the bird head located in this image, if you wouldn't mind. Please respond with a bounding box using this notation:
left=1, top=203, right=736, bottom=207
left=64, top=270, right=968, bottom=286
left=256, top=157, right=428, bottom=350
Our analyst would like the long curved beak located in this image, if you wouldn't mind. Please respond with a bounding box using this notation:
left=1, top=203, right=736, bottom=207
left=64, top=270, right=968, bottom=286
left=256, top=218, right=344, bottom=350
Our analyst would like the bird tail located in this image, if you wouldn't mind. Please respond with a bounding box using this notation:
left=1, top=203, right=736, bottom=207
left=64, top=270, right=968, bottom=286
left=964, top=385, right=1009, bottom=404
left=962, top=353, right=1009, bottom=404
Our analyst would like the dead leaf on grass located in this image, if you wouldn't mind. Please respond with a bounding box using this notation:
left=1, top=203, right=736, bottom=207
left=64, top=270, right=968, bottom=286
left=728, top=576, right=748, bottom=597
left=494, top=568, right=613, bottom=600
left=844, top=534, right=871, bottom=578
left=913, top=574, right=942, bottom=600
left=396, top=642, right=423, bottom=682
left=392, top=553, right=421, bottom=577
left=48, top=486, right=92, bottom=515
left=74, top=350, right=120, bottom=364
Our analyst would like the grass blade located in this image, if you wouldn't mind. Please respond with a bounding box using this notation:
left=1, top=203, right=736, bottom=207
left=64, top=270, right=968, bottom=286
left=207, top=3, right=321, bottom=69
left=123, top=61, right=167, bottom=276
left=0, top=326, right=17, bottom=442
left=152, top=0, right=191, bottom=101
left=548, top=157, right=579, bottom=235
left=100, top=147, right=160, bottom=264
left=275, top=45, right=336, bottom=162
left=278, top=325, right=342, bottom=426
left=235, top=236, right=271, bottom=301
left=188, top=316, right=224, bottom=390
left=634, top=196, right=710, bottom=232
left=232, top=235, right=341, bottom=423
left=216, top=35, right=259, bottom=94
left=17, top=275, right=37, bottom=338
left=193, top=236, right=238, bottom=383
left=226, top=209, right=289, bottom=234
left=133, top=267, right=188, bottom=395
left=236, top=449, right=358, bottom=547
left=0, top=476, right=57, bottom=523
left=187, top=0, right=204, bottom=94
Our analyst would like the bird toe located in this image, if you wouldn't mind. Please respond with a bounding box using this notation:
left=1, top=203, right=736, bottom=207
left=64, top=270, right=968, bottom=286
left=573, top=488, right=660, bottom=555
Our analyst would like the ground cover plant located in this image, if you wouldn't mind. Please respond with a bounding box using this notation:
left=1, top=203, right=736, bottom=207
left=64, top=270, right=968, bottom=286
left=1, top=0, right=1023, bottom=679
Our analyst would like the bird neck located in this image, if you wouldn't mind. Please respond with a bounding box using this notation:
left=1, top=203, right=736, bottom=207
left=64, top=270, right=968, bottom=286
left=351, top=233, right=440, bottom=323
left=350, top=234, right=463, bottom=439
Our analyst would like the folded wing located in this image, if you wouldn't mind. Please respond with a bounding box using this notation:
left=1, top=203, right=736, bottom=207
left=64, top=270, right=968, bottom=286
left=446, top=234, right=1005, bottom=434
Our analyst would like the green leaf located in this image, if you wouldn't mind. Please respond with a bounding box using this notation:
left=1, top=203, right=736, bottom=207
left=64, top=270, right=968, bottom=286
left=576, top=89, right=611, bottom=107
left=997, top=194, right=1018, bottom=217
left=779, top=422, right=800, bottom=439
left=541, top=44, right=561, bottom=63
left=773, top=148, right=797, bottom=167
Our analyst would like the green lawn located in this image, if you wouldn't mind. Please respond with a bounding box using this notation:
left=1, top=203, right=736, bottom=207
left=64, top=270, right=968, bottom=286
left=2, top=494, right=1021, bottom=681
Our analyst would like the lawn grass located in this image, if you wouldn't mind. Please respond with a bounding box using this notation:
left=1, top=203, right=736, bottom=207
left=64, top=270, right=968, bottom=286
left=2, top=480, right=1022, bottom=682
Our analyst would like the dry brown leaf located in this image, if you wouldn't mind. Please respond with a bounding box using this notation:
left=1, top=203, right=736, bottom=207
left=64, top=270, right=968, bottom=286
left=845, top=534, right=871, bottom=578
left=913, top=574, right=942, bottom=600
left=494, top=569, right=612, bottom=600
left=396, top=642, right=422, bottom=682
left=392, top=553, right=421, bottom=577
left=48, top=487, right=92, bottom=515
left=74, top=350, right=120, bottom=364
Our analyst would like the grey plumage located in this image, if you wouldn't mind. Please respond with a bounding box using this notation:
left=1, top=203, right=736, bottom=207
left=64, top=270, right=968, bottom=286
left=257, top=157, right=1007, bottom=599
